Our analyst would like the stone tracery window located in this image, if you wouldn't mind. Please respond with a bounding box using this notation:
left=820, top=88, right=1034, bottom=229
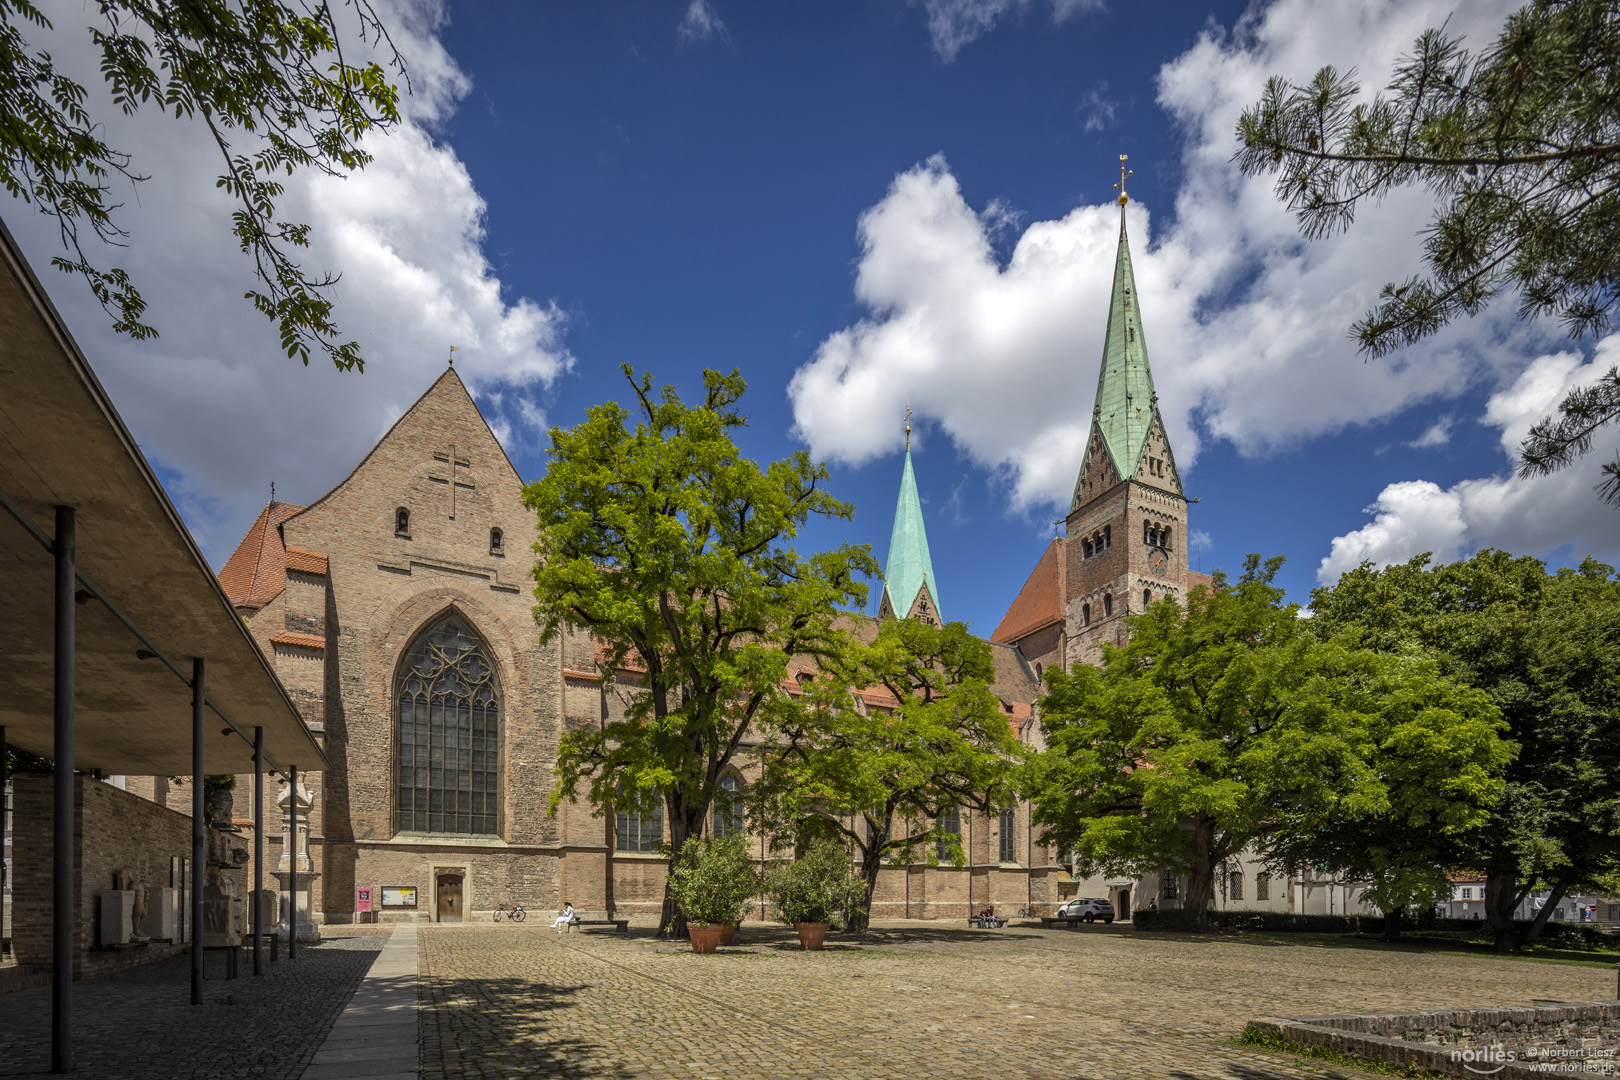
left=395, top=613, right=502, bottom=836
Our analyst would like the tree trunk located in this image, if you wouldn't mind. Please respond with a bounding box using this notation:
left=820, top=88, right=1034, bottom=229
left=1182, top=819, right=1217, bottom=926
left=1517, top=879, right=1570, bottom=950
left=1484, top=873, right=1528, bottom=952
left=1381, top=907, right=1404, bottom=942
left=657, top=805, right=703, bottom=941
left=849, top=843, right=884, bottom=935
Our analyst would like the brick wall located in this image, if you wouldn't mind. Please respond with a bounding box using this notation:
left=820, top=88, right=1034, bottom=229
left=11, top=773, right=247, bottom=979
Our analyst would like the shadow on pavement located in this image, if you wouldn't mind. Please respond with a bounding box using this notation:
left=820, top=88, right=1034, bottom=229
left=419, top=976, right=633, bottom=1080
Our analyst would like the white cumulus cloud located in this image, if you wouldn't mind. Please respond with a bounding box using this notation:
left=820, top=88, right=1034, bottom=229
left=1318, top=344, right=1620, bottom=583
left=3, top=0, right=572, bottom=563
left=791, top=0, right=1546, bottom=519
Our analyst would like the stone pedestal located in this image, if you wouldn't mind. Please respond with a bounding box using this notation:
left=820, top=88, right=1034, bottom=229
left=141, top=886, right=176, bottom=941
left=98, top=891, right=134, bottom=947
left=274, top=779, right=321, bottom=944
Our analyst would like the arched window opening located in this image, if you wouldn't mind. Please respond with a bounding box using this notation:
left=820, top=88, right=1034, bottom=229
left=998, top=807, right=1016, bottom=862
left=936, top=806, right=961, bottom=862
left=395, top=614, right=501, bottom=836
left=1103, top=525, right=1112, bottom=548
left=1143, top=589, right=1152, bottom=607
left=395, top=507, right=410, bottom=537
left=489, top=527, right=503, bottom=554
left=1082, top=603, right=1091, bottom=626
left=1163, top=526, right=1173, bottom=551
left=713, top=772, right=743, bottom=839
left=1104, top=593, right=1114, bottom=618
left=1143, top=521, right=1152, bottom=544
left=616, top=787, right=663, bottom=852
left=1034, top=662, right=1044, bottom=681
left=1082, top=537, right=1093, bottom=558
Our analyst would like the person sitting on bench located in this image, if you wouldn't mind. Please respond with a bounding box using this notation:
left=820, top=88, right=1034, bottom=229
left=550, top=901, right=577, bottom=933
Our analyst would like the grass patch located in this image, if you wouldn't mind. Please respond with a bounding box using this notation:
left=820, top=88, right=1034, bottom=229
left=1236, top=1022, right=1445, bottom=1078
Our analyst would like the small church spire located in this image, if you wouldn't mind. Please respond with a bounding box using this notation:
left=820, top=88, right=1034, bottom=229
left=880, top=412, right=941, bottom=623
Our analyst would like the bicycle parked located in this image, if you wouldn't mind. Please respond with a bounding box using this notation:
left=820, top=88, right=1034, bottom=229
left=493, top=902, right=526, bottom=923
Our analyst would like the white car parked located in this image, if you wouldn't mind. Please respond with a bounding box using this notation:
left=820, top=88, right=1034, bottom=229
left=1055, top=897, right=1115, bottom=924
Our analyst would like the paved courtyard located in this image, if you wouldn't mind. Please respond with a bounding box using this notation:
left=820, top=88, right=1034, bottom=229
left=417, top=920, right=1615, bottom=1080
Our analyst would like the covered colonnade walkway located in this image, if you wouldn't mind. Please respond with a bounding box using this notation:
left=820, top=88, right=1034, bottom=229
left=0, top=218, right=327, bottom=1072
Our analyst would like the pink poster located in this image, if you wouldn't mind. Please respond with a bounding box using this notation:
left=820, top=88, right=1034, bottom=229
left=356, top=886, right=373, bottom=913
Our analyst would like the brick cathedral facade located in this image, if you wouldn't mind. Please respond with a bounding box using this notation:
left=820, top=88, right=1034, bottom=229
left=124, top=200, right=1225, bottom=925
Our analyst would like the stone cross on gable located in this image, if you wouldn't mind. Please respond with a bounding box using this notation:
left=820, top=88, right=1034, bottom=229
left=428, top=443, right=474, bottom=519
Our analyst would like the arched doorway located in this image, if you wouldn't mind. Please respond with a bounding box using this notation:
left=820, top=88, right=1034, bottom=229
left=1117, top=887, right=1131, bottom=920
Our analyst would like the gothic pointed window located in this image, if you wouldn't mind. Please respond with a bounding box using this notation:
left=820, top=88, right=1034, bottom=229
left=713, top=772, right=743, bottom=839
left=1104, top=594, right=1114, bottom=618
left=617, top=787, right=663, bottom=852
left=1082, top=603, right=1091, bottom=626
left=395, top=613, right=501, bottom=836
left=936, top=806, right=960, bottom=862
left=998, top=807, right=1016, bottom=863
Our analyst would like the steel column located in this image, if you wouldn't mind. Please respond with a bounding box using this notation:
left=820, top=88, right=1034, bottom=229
left=191, top=657, right=204, bottom=1005
left=288, top=765, right=297, bottom=961
left=253, top=726, right=263, bottom=976
left=51, top=506, right=74, bottom=1074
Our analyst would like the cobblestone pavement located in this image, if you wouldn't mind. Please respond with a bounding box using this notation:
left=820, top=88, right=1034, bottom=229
left=0, top=927, right=390, bottom=1078
left=418, top=919, right=1615, bottom=1080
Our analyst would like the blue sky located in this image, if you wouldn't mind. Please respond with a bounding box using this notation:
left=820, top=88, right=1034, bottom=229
left=9, top=0, right=1618, bottom=638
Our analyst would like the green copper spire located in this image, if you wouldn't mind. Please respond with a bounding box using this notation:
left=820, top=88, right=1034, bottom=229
left=1091, top=183, right=1161, bottom=479
left=881, top=412, right=941, bottom=621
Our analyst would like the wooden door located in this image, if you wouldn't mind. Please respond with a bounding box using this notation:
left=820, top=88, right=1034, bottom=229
left=436, top=874, right=463, bottom=923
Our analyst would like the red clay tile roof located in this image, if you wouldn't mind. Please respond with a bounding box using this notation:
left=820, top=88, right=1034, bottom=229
left=1188, top=569, right=1215, bottom=591
left=991, top=538, right=1064, bottom=644
left=269, top=631, right=325, bottom=650
left=284, top=547, right=328, bottom=575
left=218, top=501, right=304, bottom=610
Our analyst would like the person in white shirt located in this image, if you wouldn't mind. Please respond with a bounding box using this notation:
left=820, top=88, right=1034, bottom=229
left=550, top=901, right=577, bottom=933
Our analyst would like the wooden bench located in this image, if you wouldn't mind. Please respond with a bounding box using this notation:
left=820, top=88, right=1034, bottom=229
left=968, top=914, right=1006, bottom=929
left=564, top=918, right=629, bottom=934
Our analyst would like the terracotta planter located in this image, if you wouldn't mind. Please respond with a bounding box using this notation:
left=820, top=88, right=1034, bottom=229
left=795, top=921, right=829, bottom=951
left=689, top=924, right=724, bottom=954
left=718, top=922, right=737, bottom=946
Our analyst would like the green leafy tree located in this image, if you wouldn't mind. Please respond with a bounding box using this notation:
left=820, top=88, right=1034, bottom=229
left=1311, top=550, right=1620, bottom=949
left=1235, top=0, right=1620, bottom=501
left=1260, top=650, right=1511, bottom=940
left=524, top=366, right=876, bottom=939
left=756, top=618, right=1024, bottom=933
left=0, top=0, right=405, bottom=369
left=1027, top=555, right=1508, bottom=923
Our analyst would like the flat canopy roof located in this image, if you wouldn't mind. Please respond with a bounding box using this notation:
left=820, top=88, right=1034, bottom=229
left=0, top=218, right=325, bottom=776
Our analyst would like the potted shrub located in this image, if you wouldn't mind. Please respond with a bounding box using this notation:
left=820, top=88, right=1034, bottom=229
left=764, top=840, right=868, bottom=950
left=666, top=835, right=759, bottom=954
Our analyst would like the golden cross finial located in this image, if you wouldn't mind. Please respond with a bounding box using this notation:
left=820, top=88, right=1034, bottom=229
left=448, top=345, right=461, bottom=366
left=904, top=399, right=913, bottom=452
left=1114, top=154, right=1132, bottom=206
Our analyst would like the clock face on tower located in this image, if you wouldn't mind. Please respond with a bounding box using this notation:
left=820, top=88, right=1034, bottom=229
left=1149, top=548, right=1168, bottom=576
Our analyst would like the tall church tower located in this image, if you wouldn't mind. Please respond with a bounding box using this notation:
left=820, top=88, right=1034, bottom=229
left=878, top=407, right=942, bottom=624
left=1064, top=161, right=1188, bottom=666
